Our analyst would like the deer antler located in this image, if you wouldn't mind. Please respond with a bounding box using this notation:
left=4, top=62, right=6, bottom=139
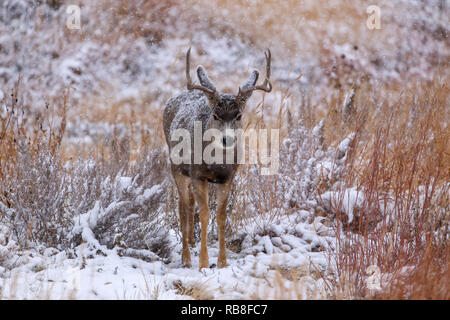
left=236, top=49, right=272, bottom=101
left=186, top=47, right=218, bottom=96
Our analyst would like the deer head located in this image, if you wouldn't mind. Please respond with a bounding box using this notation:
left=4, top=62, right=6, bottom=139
left=186, top=47, right=272, bottom=148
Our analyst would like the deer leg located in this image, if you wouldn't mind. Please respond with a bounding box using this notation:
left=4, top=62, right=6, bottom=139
left=192, top=179, right=209, bottom=270
left=172, top=170, right=192, bottom=267
left=217, top=180, right=232, bottom=268
left=187, top=183, right=195, bottom=247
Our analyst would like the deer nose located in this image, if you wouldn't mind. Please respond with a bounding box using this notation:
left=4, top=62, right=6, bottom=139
left=222, top=135, right=235, bottom=148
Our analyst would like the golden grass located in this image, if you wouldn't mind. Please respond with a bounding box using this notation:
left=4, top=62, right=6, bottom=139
left=172, top=279, right=215, bottom=300
left=248, top=263, right=329, bottom=300
left=61, top=86, right=167, bottom=162
left=321, top=76, right=449, bottom=299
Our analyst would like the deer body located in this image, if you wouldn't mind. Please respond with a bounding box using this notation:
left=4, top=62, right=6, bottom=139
left=163, top=48, right=272, bottom=269
left=163, top=90, right=240, bottom=184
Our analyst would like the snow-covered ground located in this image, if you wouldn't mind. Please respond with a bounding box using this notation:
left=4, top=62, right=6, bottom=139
left=1, top=212, right=333, bottom=299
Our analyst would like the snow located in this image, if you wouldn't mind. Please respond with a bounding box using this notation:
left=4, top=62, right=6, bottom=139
left=0, top=210, right=331, bottom=299
left=338, top=133, right=355, bottom=154
left=321, top=187, right=365, bottom=223
left=136, top=185, right=163, bottom=206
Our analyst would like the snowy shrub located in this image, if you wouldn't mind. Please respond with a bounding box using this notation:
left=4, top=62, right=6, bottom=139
left=0, top=84, right=175, bottom=262
left=1, top=137, right=71, bottom=249
left=70, top=148, right=174, bottom=261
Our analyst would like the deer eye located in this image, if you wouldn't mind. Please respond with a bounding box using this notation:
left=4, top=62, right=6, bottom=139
left=236, top=114, right=242, bottom=121
left=213, top=114, right=220, bottom=121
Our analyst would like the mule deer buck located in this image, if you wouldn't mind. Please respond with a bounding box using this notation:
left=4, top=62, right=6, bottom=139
left=163, top=47, right=272, bottom=269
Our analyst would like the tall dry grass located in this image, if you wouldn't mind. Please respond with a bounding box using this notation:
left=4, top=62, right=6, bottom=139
left=0, top=78, right=175, bottom=256
left=320, top=76, right=449, bottom=299
left=242, top=75, right=449, bottom=300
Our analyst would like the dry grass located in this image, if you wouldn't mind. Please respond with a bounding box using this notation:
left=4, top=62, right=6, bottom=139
left=172, top=279, right=214, bottom=300
left=61, top=86, right=167, bottom=162
left=248, top=264, right=329, bottom=300
left=320, top=76, right=449, bottom=299
left=0, top=77, right=175, bottom=254
left=242, top=75, right=449, bottom=300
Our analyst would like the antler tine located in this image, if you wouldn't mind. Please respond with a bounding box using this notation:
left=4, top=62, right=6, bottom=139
left=261, top=49, right=272, bottom=91
left=237, top=49, right=272, bottom=100
left=186, top=47, right=217, bottom=95
left=255, top=49, right=272, bottom=91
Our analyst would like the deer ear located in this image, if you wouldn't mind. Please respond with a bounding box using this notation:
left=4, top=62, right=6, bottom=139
left=197, top=66, right=216, bottom=91
left=239, top=70, right=259, bottom=100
